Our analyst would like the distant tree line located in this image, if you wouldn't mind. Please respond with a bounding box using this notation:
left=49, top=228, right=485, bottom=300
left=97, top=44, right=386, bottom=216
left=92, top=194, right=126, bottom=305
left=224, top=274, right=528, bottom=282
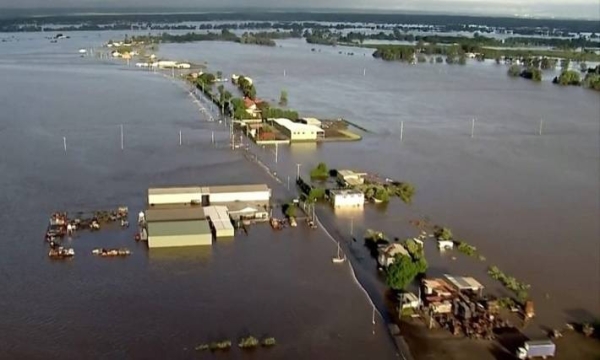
left=1, top=12, right=598, bottom=34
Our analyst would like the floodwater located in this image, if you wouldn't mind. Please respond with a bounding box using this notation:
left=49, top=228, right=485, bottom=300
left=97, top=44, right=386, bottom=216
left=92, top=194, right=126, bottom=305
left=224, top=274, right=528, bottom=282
left=0, top=33, right=398, bottom=359
left=157, top=38, right=600, bottom=330
left=0, top=30, right=599, bottom=358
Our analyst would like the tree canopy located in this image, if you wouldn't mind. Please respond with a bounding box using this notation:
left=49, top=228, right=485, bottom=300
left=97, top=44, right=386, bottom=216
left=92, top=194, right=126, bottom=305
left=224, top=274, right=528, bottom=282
left=386, top=253, right=428, bottom=291
left=310, top=162, right=329, bottom=179
left=434, top=226, right=453, bottom=241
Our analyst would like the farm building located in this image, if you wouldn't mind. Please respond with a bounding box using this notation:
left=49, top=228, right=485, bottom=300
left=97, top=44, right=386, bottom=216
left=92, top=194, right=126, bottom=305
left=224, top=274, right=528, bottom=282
left=148, top=187, right=206, bottom=206
left=271, top=118, right=324, bottom=141
left=329, top=189, right=365, bottom=209
left=203, top=205, right=235, bottom=238
left=207, top=184, right=271, bottom=204
left=336, top=169, right=366, bottom=186
left=377, top=243, right=409, bottom=267
left=145, top=206, right=212, bottom=248
left=147, top=184, right=270, bottom=207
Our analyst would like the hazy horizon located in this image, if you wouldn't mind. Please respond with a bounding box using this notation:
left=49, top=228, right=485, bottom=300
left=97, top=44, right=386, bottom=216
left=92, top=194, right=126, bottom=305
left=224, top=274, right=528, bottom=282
left=0, top=1, right=598, bottom=20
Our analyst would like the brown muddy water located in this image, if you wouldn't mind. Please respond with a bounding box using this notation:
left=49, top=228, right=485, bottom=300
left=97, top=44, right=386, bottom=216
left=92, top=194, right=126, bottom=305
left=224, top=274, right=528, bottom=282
left=157, top=38, right=600, bottom=330
left=1, top=30, right=599, bottom=358
left=0, top=33, right=398, bottom=359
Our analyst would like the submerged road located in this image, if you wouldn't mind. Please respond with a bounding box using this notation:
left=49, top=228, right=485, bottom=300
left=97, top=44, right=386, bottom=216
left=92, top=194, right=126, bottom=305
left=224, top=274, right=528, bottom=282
left=175, top=75, right=411, bottom=359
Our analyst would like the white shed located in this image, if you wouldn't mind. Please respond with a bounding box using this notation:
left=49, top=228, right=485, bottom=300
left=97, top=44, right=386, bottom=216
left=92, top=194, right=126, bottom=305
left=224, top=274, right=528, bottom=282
left=330, top=189, right=365, bottom=209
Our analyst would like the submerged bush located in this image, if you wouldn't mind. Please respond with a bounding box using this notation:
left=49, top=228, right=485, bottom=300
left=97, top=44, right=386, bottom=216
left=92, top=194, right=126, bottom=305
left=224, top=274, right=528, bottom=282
left=209, top=340, right=232, bottom=351
left=195, top=344, right=209, bottom=351
left=238, top=336, right=259, bottom=349
left=262, top=337, right=277, bottom=347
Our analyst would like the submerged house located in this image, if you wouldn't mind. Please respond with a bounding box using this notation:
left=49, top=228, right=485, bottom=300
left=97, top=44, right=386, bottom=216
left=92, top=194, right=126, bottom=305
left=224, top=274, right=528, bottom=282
left=377, top=243, right=409, bottom=267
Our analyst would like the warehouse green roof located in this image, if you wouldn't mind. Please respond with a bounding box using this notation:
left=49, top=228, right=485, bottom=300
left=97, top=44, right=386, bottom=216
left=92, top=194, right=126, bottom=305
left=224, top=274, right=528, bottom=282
left=147, top=219, right=211, bottom=237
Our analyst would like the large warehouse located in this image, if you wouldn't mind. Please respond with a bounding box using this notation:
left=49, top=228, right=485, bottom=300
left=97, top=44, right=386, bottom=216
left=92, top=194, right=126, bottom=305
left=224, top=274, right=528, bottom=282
left=271, top=118, right=324, bottom=142
left=148, top=186, right=206, bottom=206
left=144, top=184, right=271, bottom=247
left=145, top=206, right=212, bottom=248
left=148, top=184, right=270, bottom=206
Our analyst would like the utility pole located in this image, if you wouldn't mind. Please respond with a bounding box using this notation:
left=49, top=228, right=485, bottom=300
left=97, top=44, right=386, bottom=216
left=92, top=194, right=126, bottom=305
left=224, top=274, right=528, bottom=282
left=471, top=118, right=476, bottom=138
left=211, top=131, right=215, bottom=144
left=230, top=121, right=234, bottom=150
left=120, top=124, right=124, bottom=150
left=539, top=118, right=544, bottom=136
left=363, top=68, right=366, bottom=76
left=400, top=121, right=404, bottom=142
left=283, top=69, right=286, bottom=77
left=179, top=130, right=182, bottom=146
left=296, top=163, right=301, bottom=179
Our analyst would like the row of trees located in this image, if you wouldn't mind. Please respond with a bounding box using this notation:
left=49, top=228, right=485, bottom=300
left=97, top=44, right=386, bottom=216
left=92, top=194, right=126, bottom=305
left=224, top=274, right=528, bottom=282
left=130, top=29, right=296, bottom=47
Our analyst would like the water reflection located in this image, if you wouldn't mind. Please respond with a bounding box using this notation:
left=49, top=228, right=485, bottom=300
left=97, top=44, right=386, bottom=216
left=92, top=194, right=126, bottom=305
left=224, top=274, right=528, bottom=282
left=146, top=245, right=213, bottom=263
left=289, top=141, right=319, bottom=154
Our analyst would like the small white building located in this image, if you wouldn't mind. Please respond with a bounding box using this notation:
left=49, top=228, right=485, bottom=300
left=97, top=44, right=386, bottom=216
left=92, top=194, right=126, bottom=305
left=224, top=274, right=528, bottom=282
left=271, top=118, right=324, bottom=142
left=329, top=189, right=364, bottom=209
left=377, top=243, right=409, bottom=267
left=438, top=239, right=454, bottom=250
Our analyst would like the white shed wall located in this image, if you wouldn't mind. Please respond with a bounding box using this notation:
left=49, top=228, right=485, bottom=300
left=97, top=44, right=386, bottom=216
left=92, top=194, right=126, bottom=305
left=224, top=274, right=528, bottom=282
left=148, top=192, right=203, bottom=206
left=332, top=193, right=365, bottom=208
left=210, top=191, right=271, bottom=203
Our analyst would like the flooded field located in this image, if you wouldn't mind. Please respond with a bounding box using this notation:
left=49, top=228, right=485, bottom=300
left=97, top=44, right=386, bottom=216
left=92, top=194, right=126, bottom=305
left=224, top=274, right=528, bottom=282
left=157, top=38, right=600, bottom=329
left=1, top=30, right=599, bottom=358
left=0, top=33, right=397, bottom=359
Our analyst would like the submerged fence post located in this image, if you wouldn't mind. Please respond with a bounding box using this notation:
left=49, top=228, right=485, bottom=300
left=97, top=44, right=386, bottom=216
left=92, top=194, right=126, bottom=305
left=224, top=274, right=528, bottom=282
left=539, top=119, right=544, bottom=136
left=63, top=137, right=67, bottom=152
left=400, top=121, right=404, bottom=142
left=471, top=118, right=476, bottom=138
left=120, top=124, right=124, bottom=150
left=211, top=131, right=214, bottom=144
left=179, top=130, right=182, bottom=146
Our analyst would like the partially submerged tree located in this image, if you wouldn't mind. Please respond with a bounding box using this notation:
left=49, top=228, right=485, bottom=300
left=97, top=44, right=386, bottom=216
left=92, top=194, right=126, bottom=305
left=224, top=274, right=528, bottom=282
left=279, top=90, right=288, bottom=106
left=310, top=162, right=329, bottom=179
left=386, top=254, right=428, bottom=291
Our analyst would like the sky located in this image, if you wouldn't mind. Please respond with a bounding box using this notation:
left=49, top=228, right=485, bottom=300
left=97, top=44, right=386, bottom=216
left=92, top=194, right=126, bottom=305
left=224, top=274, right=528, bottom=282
left=0, top=0, right=598, bottom=19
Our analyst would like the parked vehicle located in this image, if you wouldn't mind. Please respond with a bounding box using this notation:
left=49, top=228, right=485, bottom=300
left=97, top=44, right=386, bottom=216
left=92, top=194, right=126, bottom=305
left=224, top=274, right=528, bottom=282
left=517, top=340, right=555, bottom=359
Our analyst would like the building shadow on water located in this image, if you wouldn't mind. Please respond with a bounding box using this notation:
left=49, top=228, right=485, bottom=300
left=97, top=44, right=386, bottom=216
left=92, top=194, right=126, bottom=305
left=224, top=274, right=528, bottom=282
left=146, top=245, right=213, bottom=263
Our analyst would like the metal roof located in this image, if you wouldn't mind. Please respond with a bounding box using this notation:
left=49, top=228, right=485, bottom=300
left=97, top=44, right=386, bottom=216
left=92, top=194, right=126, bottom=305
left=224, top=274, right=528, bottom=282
left=337, top=169, right=366, bottom=178
left=330, top=189, right=364, bottom=196
left=444, top=274, right=484, bottom=291
left=148, top=186, right=203, bottom=195
left=146, top=206, right=205, bottom=222
left=147, top=219, right=211, bottom=237
left=271, top=118, right=324, bottom=134
left=208, top=184, right=270, bottom=194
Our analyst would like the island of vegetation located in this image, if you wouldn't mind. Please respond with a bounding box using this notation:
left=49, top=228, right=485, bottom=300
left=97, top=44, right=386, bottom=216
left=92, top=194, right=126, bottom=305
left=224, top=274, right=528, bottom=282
left=128, top=29, right=301, bottom=47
